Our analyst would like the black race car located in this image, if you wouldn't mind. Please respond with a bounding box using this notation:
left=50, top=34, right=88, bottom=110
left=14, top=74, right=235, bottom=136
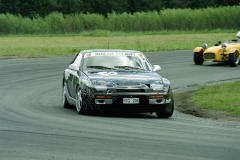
left=62, top=49, right=174, bottom=118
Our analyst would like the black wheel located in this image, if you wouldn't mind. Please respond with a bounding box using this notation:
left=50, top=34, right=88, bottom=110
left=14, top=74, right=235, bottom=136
left=76, top=88, right=84, bottom=114
left=229, top=51, right=239, bottom=67
left=62, top=83, right=71, bottom=108
left=194, top=51, right=204, bottom=65
left=156, top=93, right=174, bottom=118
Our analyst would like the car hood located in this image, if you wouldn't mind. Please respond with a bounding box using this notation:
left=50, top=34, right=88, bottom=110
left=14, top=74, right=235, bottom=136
left=204, top=45, right=221, bottom=52
left=82, top=70, right=170, bottom=92
left=85, top=71, right=162, bottom=84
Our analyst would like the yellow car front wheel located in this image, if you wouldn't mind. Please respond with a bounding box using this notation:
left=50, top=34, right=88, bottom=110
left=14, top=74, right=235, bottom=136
left=194, top=51, right=204, bottom=65
left=229, top=51, right=239, bottom=67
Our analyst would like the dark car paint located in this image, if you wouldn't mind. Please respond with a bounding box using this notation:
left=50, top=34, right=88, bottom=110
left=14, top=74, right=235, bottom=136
left=63, top=49, right=174, bottom=117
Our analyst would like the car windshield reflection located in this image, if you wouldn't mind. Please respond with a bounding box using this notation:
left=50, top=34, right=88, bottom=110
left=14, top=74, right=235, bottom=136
left=83, top=55, right=151, bottom=71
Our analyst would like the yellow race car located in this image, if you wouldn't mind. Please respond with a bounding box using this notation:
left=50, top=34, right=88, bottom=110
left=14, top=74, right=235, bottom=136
left=193, top=39, right=240, bottom=67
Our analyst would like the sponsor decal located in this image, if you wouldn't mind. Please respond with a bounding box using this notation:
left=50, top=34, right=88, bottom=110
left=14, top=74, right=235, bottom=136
left=84, top=52, right=136, bottom=58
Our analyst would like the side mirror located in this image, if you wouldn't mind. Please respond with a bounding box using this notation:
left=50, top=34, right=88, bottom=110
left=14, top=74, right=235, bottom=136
left=69, top=64, right=79, bottom=71
left=153, top=65, right=161, bottom=72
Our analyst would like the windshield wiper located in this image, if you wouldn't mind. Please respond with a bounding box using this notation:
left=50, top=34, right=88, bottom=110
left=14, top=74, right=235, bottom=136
left=114, top=66, right=145, bottom=70
left=87, top=66, right=117, bottom=70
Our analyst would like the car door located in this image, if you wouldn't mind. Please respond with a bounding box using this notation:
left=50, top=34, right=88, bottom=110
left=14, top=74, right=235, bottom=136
left=69, top=52, right=83, bottom=99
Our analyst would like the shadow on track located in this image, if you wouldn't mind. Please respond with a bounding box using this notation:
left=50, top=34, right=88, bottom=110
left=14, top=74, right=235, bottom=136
left=63, top=105, right=164, bottom=119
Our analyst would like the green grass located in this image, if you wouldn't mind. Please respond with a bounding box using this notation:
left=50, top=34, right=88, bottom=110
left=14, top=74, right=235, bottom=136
left=0, top=30, right=237, bottom=57
left=189, top=81, right=240, bottom=116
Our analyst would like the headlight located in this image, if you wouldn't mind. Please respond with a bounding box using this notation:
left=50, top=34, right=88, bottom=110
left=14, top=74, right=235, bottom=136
left=85, top=79, right=107, bottom=91
left=150, top=78, right=170, bottom=92
left=202, top=43, right=208, bottom=49
left=150, top=84, right=163, bottom=91
left=95, top=84, right=107, bottom=91
left=162, top=84, right=169, bottom=92
left=162, top=78, right=170, bottom=92
left=221, top=43, right=227, bottom=50
left=93, top=80, right=108, bottom=91
left=84, top=78, right=94, bottom=88
left=162, top=78, right=170, bottom=85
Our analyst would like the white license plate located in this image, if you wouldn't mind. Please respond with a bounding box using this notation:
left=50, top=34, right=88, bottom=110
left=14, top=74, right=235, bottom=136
left=123, top=98, right=139, bottom=104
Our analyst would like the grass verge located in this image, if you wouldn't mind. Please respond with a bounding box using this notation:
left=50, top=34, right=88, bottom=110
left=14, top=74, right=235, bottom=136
left=0, top=30, right=237, bottom=58
left=188, top=81, right=240, bottom=116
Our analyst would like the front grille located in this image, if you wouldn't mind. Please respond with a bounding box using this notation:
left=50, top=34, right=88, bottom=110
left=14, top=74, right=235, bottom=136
left=116, top=89, right=145, bottom=92
left=204, top=53, right=215, bottom=59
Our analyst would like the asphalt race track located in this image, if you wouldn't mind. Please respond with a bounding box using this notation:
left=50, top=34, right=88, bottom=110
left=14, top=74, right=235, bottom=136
left=0, top=50, right=240, bottom=160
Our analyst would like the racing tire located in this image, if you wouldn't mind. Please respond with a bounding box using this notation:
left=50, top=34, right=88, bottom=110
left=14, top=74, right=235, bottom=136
left=76, top=88, right=84, bottom=114
left=62, top=83, right=71, bottom=108
left=156, top=96, right=174, bottom=118
left=194, top=51, right=204, bottom=65
left=229, top=51, right=239, bottom=67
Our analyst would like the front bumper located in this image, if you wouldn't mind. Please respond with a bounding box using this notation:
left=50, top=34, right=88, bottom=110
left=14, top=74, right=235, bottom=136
left=204, top=52, right=229, bottom=62
left=84, top=92, right=173, bottom=113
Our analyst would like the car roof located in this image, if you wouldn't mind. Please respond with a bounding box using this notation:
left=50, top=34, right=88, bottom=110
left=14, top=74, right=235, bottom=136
left=81, top=49, right=142, bottom=54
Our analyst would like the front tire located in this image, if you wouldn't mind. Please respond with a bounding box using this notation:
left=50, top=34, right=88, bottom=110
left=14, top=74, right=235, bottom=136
left=229, top=51, right=239, bottom=67
left=156, top=94, right=174, bottom=118
left=76, top=88, right=84, bottom=114
left=62, top=83, right=71, bottom=108
left=194, top=51, right=204, bottom=65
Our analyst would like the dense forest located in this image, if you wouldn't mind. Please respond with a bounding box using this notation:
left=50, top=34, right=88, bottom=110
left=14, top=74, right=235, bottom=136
left=0, top=0, right=239, bottom=18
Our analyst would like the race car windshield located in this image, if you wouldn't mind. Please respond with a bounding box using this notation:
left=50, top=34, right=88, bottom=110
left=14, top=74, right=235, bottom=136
left=83, top=55, right=151, bottom=71
left=223, top=39, right=238, bottom=44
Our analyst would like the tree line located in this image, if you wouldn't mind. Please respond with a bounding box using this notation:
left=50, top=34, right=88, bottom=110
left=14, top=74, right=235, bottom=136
left=1, top=6, right=239, bottom=34
left=0, top=0, right=239, bottom=18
